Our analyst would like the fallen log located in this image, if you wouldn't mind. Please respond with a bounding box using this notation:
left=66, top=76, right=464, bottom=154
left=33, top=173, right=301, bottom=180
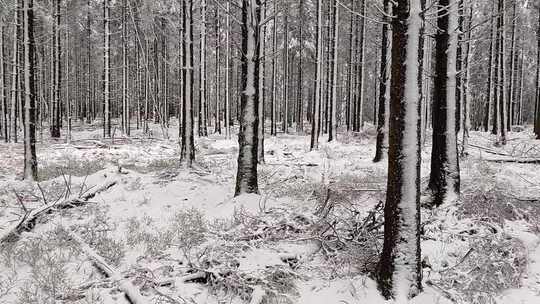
left=483, top=157, right=540, bottom=164
left=63, top=228, right=148, bottom=304
left=0, top=180, right=117, bottom=244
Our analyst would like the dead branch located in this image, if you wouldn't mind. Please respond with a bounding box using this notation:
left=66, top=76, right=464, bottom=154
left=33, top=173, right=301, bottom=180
left=0, top=180, right=117, bottom=244
left=62, top=227, right=148, bottom=304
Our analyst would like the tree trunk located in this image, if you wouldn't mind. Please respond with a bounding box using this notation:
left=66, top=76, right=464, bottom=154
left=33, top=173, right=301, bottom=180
left=199, top=0, right=208, bottom=137
left=377, top=0, right=423, bottom=299
left=235, top=0, right=261, bottom=196
left=180, top=0, right=195, bottom=167
left=103, top=0, right=111, bottom=137
left=257, top=2, right=266, bottom=163
left=496, top=0, right=507, bottom=144
left=270, top=2, right=277, bottom=136
left=225, top=0, right=231, bottom=138
left=428, top=0, right=460, bottom=206
left=282, top=12, right=289, bottom=134
left=373, top=0, right=392, bottom=162
left=310, top=0, right=322, bottom=151
left=215, top=7, right=221, bottom=135
left=328, top=0, right=339, bottom=142
left=0, top=19, right=7, bottom=142
left=51, top=0, right=61, bottom=138
left=483, top=0, right=495, bottom=132
left=23, top=0, right=37, bottom=180
left=10, top=3, right=20, bottom=143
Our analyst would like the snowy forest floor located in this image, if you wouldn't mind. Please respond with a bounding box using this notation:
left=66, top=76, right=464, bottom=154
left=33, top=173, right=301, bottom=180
left=1, top=121, right=540, bottom=304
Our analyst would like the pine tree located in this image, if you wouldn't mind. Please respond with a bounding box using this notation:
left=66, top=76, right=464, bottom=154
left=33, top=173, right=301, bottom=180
left=235, top=0, right=261, bottom=196
left=180, top=0, right=195, bottom=167
left=428, top=0, right=460, bottom=206
left=23, top=0, right=37, bottom=180
left=310, top=0, right=323, bottom=151
left=377, top=0, right=424, bottom=299
left=373, top=0, right=392, bottom=162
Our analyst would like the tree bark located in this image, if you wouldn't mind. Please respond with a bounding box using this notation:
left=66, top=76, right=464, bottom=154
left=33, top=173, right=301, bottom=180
left=103, top=0, right=111, bottom=137
left=310, top=0, right=323, bottom=151
left=23, top=0, right=37, bottom=180
left=328, top=0, right=339, bottom=142
left=235, top=0, right=261, bottom=196
left=373, top=0, right=392, bottom=162
left=377, top=0, right=423, bottom=299
left=180, top=0, right=195, bottom=167
left=428, top=0, right=460, bottom=206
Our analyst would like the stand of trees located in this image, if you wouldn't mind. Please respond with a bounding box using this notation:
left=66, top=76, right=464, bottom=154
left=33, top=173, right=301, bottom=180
left=1, top=0, right=540, bottom=299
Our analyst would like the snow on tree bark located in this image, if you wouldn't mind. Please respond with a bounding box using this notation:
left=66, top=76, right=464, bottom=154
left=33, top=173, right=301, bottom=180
left=428, top=0, right=460, bottom=207
left=328, top=0, right=339, bottom=142
left=310, top=0, right=323, bottom=151
left=180, top=0, right=195, bottom=167
left=377, top=0, right=423, bottom=299
left=374, top=0, right=392, bottom=163
left=235, top=0, right=261, bottom=196
left=23, top=0, right=37, bottom=180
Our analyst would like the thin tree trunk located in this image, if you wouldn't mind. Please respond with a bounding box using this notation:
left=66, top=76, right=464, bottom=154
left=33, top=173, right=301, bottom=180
left=103, top=0, right=111, bottom=137
left=0, top=19, right=7, bottom=142
left=310, top=0, right=322, bottom=151
left=373, top=0, right=392, bottom=162
left=10, top=2, right=20, bottom=143
left=23, top=0, right=37, bottom=180
left=328, top=0, right=339, bottom=142
left=483, top=0, right=495, bottom=132
left=180, top=0, right=195, bottom=167
left=497, top=0, right=507, bottom=144
left=282, top=12, right=289, bottom=134
left=225, top=0, right=231, bottom=138
left=199, top=0, right=208, bottom=137
left=257, top=2, right=266, bottom=163
left=270, top=3, right=277, bottom=136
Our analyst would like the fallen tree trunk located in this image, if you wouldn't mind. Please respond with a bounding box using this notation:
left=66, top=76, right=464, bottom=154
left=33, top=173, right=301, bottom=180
left=63, top=228, right=148, bottom=304
left=0, top=180, right=117, bottom=244
left=483, top=157, right=540, bottom=164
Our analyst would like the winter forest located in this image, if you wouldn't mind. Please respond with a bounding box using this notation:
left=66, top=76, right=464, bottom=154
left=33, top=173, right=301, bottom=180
left=1, top=0, right=540, bottom=303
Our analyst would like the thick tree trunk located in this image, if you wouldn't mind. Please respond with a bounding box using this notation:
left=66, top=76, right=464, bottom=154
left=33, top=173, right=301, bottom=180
left=377, top=0, right=423, bottom=299
left=535, top=4, right=540, bottom=138
left=235, top=0, right=261, bottom=196
left=428, top=0, right=460, bottom=206
left=23, top=0, right=37, bottom=180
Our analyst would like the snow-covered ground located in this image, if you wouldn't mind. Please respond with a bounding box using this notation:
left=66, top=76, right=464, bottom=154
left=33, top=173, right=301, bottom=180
left=1, top=123, right=539, bottom=304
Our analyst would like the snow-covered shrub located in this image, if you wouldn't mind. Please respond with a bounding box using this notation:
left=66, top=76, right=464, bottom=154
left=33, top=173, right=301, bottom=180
left=125, top=216, right=174, bottom=257
left=78, top=209, right=125, bottom=266
left=169, top=208, right=207, bottom=263
left=7, top=229, right=78, bottom=304
left=38, top=155, right=105, bottom=181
